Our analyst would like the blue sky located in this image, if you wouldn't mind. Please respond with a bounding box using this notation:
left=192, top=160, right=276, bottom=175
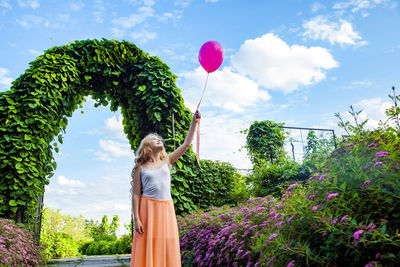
left=1, top=0, right=399, bottom=237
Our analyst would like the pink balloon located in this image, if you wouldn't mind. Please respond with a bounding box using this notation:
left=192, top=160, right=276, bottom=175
left=198, top=41, right=224, bottom=73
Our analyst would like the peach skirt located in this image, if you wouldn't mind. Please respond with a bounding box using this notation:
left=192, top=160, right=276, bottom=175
left=130, top=195, right=181, bottom=267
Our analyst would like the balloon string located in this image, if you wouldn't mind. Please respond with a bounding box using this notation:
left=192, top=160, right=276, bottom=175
left=195, top=72, right=209, bottom=170
left=196, top=72, right=209, bottom=111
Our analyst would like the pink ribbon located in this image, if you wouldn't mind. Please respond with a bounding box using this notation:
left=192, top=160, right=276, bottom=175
left=195, top=73, right=209, bottom=170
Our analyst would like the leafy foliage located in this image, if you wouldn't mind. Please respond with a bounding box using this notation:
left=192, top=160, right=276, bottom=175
left=241, top=120, right=287, bottom=165
left=245, top=156, right=311, bottom=198
left=178, top=88, right=400, bottom=266
left=302, top=130, right=338, bottom=172
left=0, top=38, right=238, bottom=228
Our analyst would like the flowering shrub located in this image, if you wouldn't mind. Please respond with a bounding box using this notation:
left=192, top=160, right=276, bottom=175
left=178, top=128, right=400, bottom=266
left=0, top=218, right=45, bottom=266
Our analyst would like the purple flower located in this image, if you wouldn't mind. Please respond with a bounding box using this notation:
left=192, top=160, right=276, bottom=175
left=326, top=192, right=339, bottom=202
left=319, top=174, right=327, bottom=181
left=322, top=232, right=327, bottom=236
left=347, top=143, right=354, bottom=148
left=373, top=162, right=383, bottom=168
left=308, top=194, right=316, bottom=200
left=287, top=213, right=297, bottom=223
left=375, top=151, right=389, bottom=157
left=353, top=230, right=364, bottom=240
left=368, top=141, right=377, bottom=148
left=365, top=262, right=374, bottom=267
left=312, top=205, right=320, bottom=211
left=340, top=215, right=349, bottom=223
left=362, top=179, right=372, bottom=189
left=367, top=223, right=376, bottom=230
left=268, top=233, right=278, bottom=241
left=287, top=183, right=298, bottom=191
left=375, top=253, right=381, bottom=259
left=287, top=260, right=295, bottom=267
left=275, top=221, right=285, bottom=228
left=331, top=218, right=339, bottom=225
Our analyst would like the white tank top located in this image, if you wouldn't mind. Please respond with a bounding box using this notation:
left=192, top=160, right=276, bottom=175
left=140, top=161, right=172, bottom=200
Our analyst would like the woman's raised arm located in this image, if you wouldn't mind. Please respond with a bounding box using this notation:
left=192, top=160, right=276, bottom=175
left=167, top=110, right=201, bottom=165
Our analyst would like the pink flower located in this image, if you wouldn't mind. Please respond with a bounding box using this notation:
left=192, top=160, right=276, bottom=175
left=287, top=183, right=298, bottom=191
left=375, top=151, right=389, bottom=157
left=322, top=232, right=327, bottom=236
left=373, top=162, right=383, bottom=168
left=312, top=205, right=320, bottom=211
left=268, top=233, right=278, bottom=241
left=367, top=223, right=376, bottom=231
left=331, top=218, right=339, bottom=225
left=326, top=192, right=339, bottom=201
left=353, top=230, right=364, bottom=240
left=362, top=179, right=372, bottom=189
left=340, top=215, right=349, bottom=223
left=319, top=174, right=327, bottom=181
left=287, top=260, right=295, bottom=267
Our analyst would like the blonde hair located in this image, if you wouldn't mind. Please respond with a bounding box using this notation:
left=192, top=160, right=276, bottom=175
left=129, top=133, right=168, bottom=209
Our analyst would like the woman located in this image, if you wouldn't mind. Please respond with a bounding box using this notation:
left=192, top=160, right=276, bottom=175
left=130, top=110, right=201, bottom=267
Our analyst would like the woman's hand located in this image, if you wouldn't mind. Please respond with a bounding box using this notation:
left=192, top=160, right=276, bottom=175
left=134, top=218, right=144, bottom=234
left=193, top=110, right=201, bottom=124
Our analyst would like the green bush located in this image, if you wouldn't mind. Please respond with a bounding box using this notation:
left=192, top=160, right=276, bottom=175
left=192, top=159, right=247, bottom=210
left=41, top=232, right=80, bottom=259
left=246, top=157, right=311, bottom=197
left=117, top=234, right=132, bottom=254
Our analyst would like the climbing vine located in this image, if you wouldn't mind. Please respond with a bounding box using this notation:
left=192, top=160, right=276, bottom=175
left=0, top=38, right=238, bottom=227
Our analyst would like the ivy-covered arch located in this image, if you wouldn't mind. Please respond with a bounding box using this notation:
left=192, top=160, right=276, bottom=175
left=0, top=38, right=202, bottom=226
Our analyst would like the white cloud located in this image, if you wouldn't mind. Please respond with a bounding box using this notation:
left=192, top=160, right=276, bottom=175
left=69, top=1, right=84, bottom=11
left=342, top=80, right=372, bottom=89
left=311, top=2, right=325, bottom=12
left=0, top=67, right=13, bottom=91
left=329, top=96, right=397, bottom=134
left=110, top=27, right=125, bottom=38
left=29, top=49, right=41, bottom=55
left=57, top=175, right=86, bottom=187
left=16, top=15, right=43, bottom=29
left=93, top=0, right=105, bottom=23
left=333, top=0, right=385, bottom=13
left=103, top=114, right=127, bottom=140
left=131, top=30, right=157, bottom=43
left=112, top=6, right=154, bottom=28
left=94, top=139, right=134, bottom=162
left=303, top=15, right=367, bottom=46
left=0, top=0, right=11, bottom=11
left=174, top=0, right=191, bottom=8
left=230, top=33, right=338, bottom=94
left=178, top=66, right=271, bottom=113
left=17, top=0, right=39, bottom=9
left=157, top=10, right=183, bottom=22
left=349, top=97, right=396, bottom=129
left=190, top=111, right=253, bottom=169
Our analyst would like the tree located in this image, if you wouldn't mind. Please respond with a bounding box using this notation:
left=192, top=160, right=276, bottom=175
left=241, top=120, right=287, bottom=166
